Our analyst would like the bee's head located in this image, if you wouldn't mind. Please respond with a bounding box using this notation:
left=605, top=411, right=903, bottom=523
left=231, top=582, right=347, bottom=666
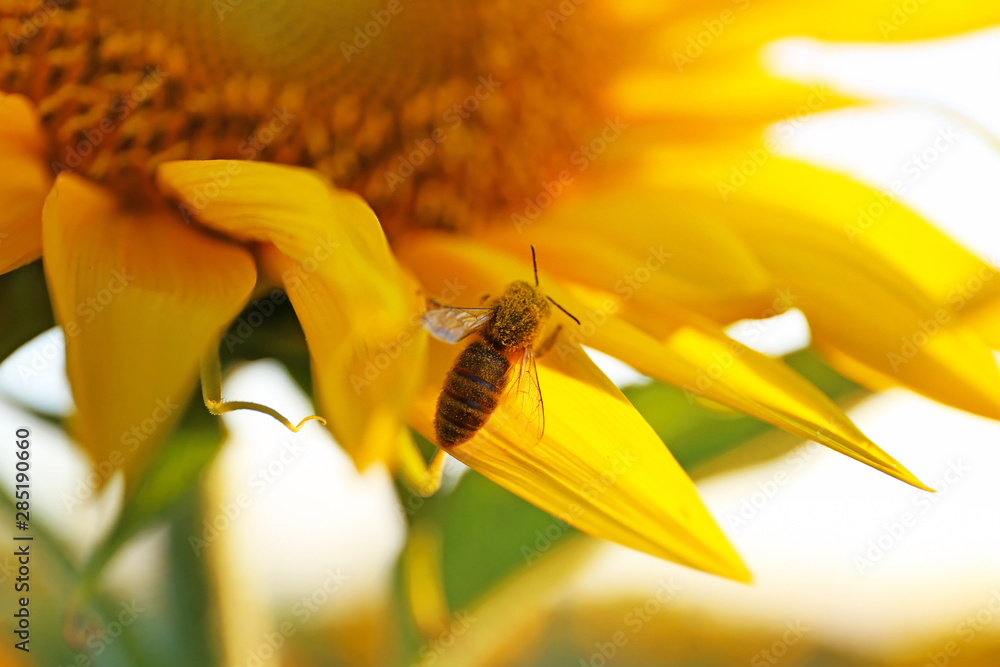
left=486, top=280, right=551, bottom=349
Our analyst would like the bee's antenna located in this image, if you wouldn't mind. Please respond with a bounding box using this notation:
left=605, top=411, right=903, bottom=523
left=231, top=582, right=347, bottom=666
left=547, top=296, right=581, bottom=325
left=530, top=245, right=539, bottom=287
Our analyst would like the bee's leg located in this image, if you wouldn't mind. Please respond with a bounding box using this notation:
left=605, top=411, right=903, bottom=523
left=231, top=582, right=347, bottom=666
left=478, top=292, right=491, bottom=304
left=399, top=437, right=448, bottom=497
left=535, top=324, right=563, bottom=358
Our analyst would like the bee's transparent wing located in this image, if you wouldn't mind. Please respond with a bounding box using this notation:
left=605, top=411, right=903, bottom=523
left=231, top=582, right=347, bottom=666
left=421, top=306, right=493, bottom=344
left=490, top=346, right=544, bottom=446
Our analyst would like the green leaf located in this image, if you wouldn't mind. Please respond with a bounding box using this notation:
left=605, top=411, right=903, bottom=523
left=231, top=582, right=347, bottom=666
left=220, top=295, right=314, bottom=399
left=79, top=402, right=224, bottom=592
left=162, top=490, right=223, bottom=667
left=0, top=260, right=53, bottom=363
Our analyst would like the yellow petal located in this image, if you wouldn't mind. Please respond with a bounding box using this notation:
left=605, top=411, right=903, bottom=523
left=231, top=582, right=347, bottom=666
left=482, top=186, right=777, bottom=322
left=594, top=306, right=928, bottom=490
left=156, top=160, right=424, bottom=468
left=608, top=0, right=1000, bottom=128
left=966, top=296, right=1000, bottom=350
left=410, top=326, right=750, bottom=581
left=697, top=158, right=1000, bottom=311
left=731, top=0, right=1000, bottom=43
left=610, top=60, right=853, bottom=131
left=0, top=94, right=50, bottom=274
left=642, top=156, right=1000, bottom=421
left=42, top=173, right=256, bottom=484
left=397, top=234, right=928, bottom=491
left=611, top=0, right=1000, bottom=44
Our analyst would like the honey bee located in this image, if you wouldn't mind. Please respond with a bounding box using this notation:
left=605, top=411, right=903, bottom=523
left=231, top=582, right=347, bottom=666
left=422, top=247, right=579, bottom=448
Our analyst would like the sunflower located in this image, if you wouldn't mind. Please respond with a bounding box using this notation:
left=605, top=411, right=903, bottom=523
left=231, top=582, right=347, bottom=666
left=3, top=0, right=1000, bottom=585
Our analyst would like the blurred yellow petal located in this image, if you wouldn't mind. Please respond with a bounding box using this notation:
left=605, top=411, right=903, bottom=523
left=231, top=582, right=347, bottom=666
left=715, top=158, right=1000, bottom=348
left=615, top=0, right=1000, bottom=45
left=482, top=187, right=777, bottom=322
left=967, top=296, right=1000, bottom=350
left=157, top=160, right=424, bottom=468
left=410, top=330, right=750, bottom=582
left=0, top=94, right=49, bottom=274
left=694, top=158, right=998, bottom=311
left=404, top=524, right=452, bottom=638
left=641, top=156, right=1000, bottom=421
left=611, top=61, right=853, bottom=130
left=733, top=0, right=1000, bottom=43
left=42, top=173, right=256, bottom=484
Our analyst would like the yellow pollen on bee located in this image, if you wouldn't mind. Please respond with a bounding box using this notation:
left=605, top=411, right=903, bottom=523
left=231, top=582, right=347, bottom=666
left=1, top=0, right=624, bottom=227
left=486, top=281, right=551, bottom=350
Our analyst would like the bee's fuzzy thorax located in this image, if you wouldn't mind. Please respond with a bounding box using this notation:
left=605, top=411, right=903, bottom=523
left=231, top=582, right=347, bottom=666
left=485, top=280, right=550, bottom=350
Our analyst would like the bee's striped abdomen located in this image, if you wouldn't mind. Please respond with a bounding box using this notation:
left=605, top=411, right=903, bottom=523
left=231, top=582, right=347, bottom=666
left=435, top=341, right=511, bottom=447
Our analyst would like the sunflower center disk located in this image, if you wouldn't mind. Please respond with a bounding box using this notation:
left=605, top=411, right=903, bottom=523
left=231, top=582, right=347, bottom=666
left=1, top=0, right=622, bottom=229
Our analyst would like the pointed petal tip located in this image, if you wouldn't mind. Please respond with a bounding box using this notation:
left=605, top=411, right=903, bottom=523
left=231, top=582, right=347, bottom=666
left=706, top=551, right=753, bottom=585
left=899, top=470, right=936, bottom=494
left=851, top=449, right=934, bottom=493
left=845, top=439, right=934, bottom=493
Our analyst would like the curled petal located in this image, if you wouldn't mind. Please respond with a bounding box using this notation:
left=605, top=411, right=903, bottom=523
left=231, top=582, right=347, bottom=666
left=157, top=160, right=424, bottom=468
